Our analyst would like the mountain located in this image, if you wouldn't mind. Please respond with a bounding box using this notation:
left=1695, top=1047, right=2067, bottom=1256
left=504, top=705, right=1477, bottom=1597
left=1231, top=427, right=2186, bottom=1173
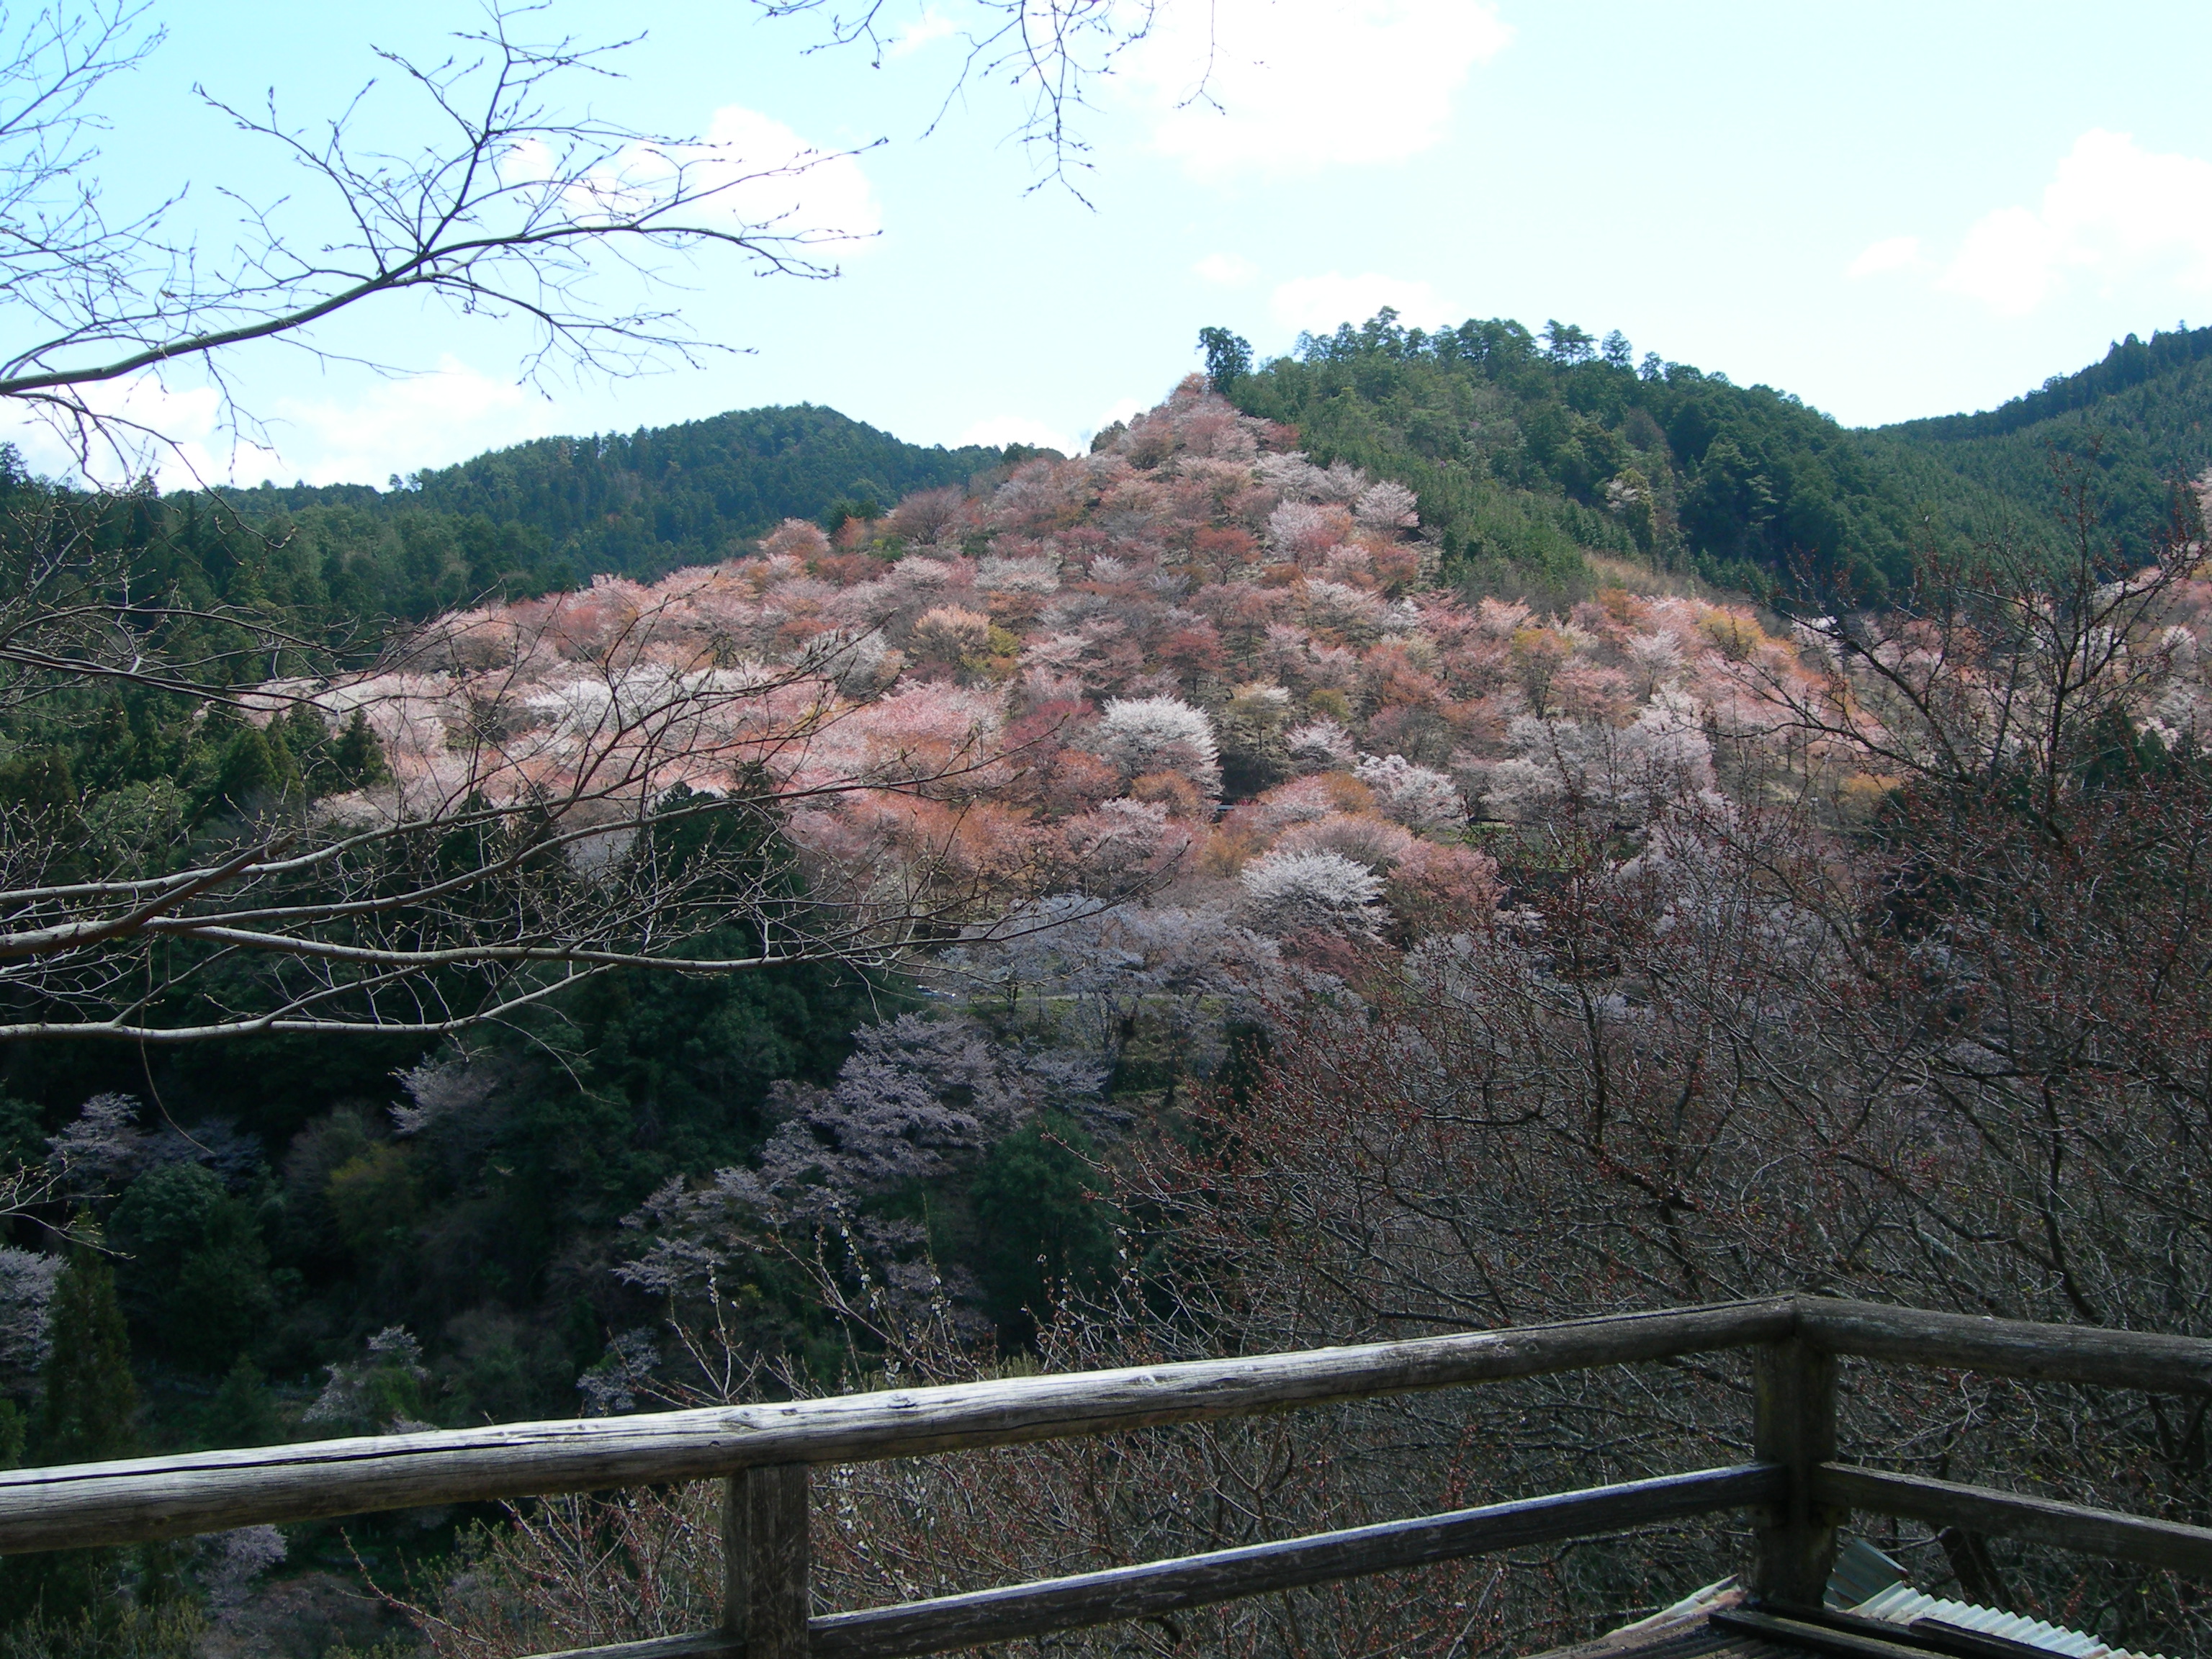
left=179, top=321, right=2211, bottom=639
left=1220, top=313, right=2212, bottom=606
left=11, top=365, right=2211, bottom=1528
left=1872, top=323, right=2212, bottom=556
left=207, top=404, right=1007, bottom=619
left=1220, top=313, right=1949, bottom=604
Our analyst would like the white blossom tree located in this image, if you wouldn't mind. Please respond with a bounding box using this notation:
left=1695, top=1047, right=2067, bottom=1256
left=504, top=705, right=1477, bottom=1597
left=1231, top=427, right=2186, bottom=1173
left=1238, top=848, right=1387, bottom=938
left=1353, top=752, right=1465, bottom=832
left=1090, top=695, right=1222, bottom=798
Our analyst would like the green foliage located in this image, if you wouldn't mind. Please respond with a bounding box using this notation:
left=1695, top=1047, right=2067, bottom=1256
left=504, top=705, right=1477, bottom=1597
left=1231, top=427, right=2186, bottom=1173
left=0, top=1401, right=24, bottom=1470
left=203, top=722, right=298, bottom=814
left=971, top=1116, right=1115, bottom=1343
left=1230, top=308, right=1966, bottom=600
left=36, top=1246, right=138, bottom=1465
left=1876, top=325, right=2212, bottom=560
left=1236, top=311, right=2212, bottom=603
left=331, top=707, right=387, bottom=786
left=1197, top=325, right=1254, bottom=390
left=0, top=1094, right=45, bottom=1169
left=0, top=751, right=78, bottom=824
left=201, top=1358, right=283, bottom=1448
left=208, top=404, right=1002, bottom=608
left=0, top=1590, right=210, bottom=1659
left=109, top=1164, right=274, bottom=1372
left=3, top=1251, right=141, bottom=1624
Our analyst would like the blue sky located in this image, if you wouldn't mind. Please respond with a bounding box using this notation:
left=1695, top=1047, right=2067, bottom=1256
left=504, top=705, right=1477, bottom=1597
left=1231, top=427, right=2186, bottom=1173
left=15, top=0, right=2212, bottom=486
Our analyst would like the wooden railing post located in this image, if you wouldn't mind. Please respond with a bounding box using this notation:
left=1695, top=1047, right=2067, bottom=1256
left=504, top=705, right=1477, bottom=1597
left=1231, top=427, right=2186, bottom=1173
left=725, top=1465, right=810, bottom=1659
left=1750, top=1337, right=1839, bottom=1607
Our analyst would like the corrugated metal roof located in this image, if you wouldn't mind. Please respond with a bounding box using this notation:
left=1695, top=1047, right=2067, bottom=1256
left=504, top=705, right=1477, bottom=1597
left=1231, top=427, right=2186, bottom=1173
left=1598, top=1539, right=2167, bottom=1659
left=1825, top=1537, right=2164, bottom=1659
left=1846, top=1582, right=2162, bottom=1659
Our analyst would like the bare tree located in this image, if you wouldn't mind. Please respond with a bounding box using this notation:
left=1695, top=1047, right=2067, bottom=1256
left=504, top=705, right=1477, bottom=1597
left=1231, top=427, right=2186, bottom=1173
left=0, top=0, right=868, bottom=469
left=0, top=1, right=1052, bottom=1045
left=746, top=0, right=1219, bottom=197
left=0, top=571, right=1054, bottom=1040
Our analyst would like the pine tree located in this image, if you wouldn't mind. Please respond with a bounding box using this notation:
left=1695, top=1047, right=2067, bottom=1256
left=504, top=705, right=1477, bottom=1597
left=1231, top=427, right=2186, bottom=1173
left=0, top=1248, right=140, bottom=1623
left=37, top=1246, right=138, bottom=1466
left=331, top=706, right=388, bottom=785
left=204, top=1357, right=282, bottom=1448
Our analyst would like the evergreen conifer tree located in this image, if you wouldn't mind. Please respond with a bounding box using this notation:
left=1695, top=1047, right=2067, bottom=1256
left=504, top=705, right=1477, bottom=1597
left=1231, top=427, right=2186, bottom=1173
left=37, top=1246, right=138, bottom=1465
left=0, top=1246, right=140, bottom=1622
left=204, top=1357, right=282, bottom=1448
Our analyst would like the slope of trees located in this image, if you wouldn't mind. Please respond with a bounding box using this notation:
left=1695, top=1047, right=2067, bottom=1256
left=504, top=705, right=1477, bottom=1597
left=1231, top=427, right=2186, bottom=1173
left=1222, top=311, right=2212, bottom=606
left=1221, top=311, right=1992, bottom=602
left=400, top=387, right=2212, bottom=1659
left=5, top=352, right=2212, bottom=1653
left=1875, top=323, right=2212, bottom=558
left=204, top=406, right=1007, bottom=616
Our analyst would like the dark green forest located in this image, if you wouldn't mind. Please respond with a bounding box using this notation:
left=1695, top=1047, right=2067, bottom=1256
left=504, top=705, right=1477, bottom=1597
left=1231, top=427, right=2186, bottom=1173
left=204, top=403, right=1007, bottom=623
left=9, top=315, right=2211, bottom=1462
left=1217, top=312, right=2212, bottom=604
left=1871, top=322, right=2212, bottom=554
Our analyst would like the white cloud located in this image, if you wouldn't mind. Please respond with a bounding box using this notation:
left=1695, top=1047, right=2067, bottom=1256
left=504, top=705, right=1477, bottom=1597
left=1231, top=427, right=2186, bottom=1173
left=1846, top=235, right=1922, bottom=279
left=1936, top=130, right=2212, bottom=315
left=1121, top=0, right=1511, bottom=179
left=1, top=372, right=248, bottom=490
left=957, top=415, right=1082, bottom=455
left=1195, top=252, right=1260, bottom=287
left=266, top=359, right=573, bottom=487
left=888, top=9, right=958, bottom=57
left=1271, top=271, right=1447, bottom=336
left=531, top=105, right=881, bottom=254
left=685, top=106, right=884, bottom=248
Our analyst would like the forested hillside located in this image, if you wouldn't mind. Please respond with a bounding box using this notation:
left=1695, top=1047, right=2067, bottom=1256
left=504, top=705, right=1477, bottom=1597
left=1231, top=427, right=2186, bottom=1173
left=1218, top=312, right=1970, bottom=602
left=203, top=405, right=1006, bottom=621
left=1874, top=322, right=2212, bottom=556
left=1218, top=313, right=2212, bottom=603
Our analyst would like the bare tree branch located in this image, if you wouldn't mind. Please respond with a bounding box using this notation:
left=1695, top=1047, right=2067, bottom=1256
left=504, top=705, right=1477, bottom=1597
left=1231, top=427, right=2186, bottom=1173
left=0, top=1, right=878, bottom=471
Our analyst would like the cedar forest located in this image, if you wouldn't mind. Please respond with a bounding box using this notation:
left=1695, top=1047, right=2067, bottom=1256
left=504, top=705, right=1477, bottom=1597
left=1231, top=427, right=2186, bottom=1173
left=4, top=310, right=2212, bottom=1658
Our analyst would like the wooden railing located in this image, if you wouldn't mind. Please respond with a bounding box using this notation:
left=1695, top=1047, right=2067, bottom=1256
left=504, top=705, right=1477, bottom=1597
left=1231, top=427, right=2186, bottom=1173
left=6, top=1295, right=2212, bottom=1658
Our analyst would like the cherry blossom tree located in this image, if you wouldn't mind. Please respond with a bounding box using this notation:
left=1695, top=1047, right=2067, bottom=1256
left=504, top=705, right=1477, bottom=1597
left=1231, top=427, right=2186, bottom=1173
left=1352, top=751, right=1465, bottom=831
left=1090, top=695, right=1222, bottom=798
left=1238, top=848, right=1387, bottom=939
left=0, top=575, right=1025, bottom=1040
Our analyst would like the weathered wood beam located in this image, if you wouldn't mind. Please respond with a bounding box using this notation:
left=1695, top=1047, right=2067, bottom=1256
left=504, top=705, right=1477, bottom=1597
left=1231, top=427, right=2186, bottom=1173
left=725, top=1465, right=809, bottom=1659
left=1811, top=1463, right=2212, bottom=1578
left=0, top=1298, right=1793, bottom=1554
left=1797, top=1299, right=2212, bottom=1394
left=1750, top=1339, right=1840, bottom=1605
left=522, top=1464, right=1784, bottom=1659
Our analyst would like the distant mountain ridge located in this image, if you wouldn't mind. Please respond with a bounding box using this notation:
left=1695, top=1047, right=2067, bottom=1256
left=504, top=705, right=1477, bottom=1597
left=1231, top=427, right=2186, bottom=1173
left=181, top=322, right=2212, bottom=635
left=1886, top=324, right=2212, bottom=443
left=1221, top=315, right=2212, bottom=605
left=215, top=404, right=1005, bottom=608
left=1871, top=325, right=2212, bottom=555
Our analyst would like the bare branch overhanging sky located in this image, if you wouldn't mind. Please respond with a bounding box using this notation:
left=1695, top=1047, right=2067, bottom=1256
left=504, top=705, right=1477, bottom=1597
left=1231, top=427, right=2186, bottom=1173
left=14, top=0, right=2212, bottom=487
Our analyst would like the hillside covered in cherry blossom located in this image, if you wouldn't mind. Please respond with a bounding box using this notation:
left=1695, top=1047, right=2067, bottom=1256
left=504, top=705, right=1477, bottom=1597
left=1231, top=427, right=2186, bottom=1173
left=9, top=343, right=2212, bottom=1539
left=315, top=369, right=2212, bottom=1060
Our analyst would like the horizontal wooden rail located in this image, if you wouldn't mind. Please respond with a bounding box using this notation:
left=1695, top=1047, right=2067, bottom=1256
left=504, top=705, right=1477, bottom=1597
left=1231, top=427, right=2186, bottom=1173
left=1797, top=1298, right=2212, bottom=1394
left=529, top=1465, right=1785, bottom=1659
left=1811, top=1462, right=2212, bottom=1578
left=10, top=1288, right=2212, bottom=1647
left=0, top=1298, right=1793, bottom=1554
